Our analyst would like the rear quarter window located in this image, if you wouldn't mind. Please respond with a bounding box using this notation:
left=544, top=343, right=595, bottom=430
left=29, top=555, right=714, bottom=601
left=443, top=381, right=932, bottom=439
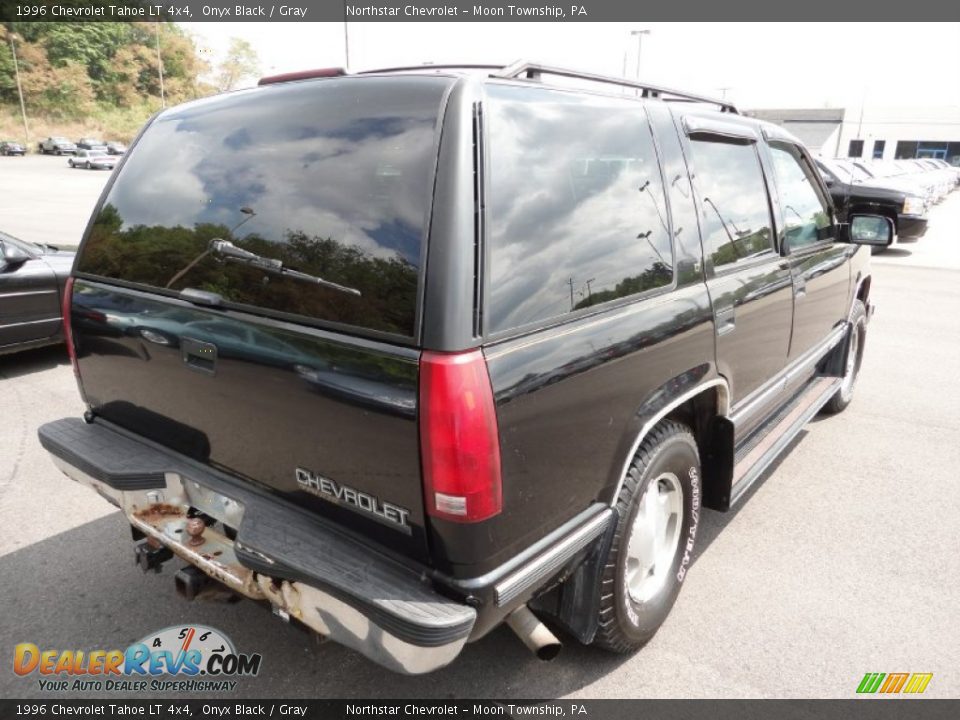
left=484, top=84, right=675, bottom=334
left=76, top=76, right=452, bottom=338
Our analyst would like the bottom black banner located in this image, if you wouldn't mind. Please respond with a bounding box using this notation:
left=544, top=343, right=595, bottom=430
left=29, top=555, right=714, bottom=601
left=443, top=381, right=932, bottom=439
left=1, top=700, right=958, bottom=720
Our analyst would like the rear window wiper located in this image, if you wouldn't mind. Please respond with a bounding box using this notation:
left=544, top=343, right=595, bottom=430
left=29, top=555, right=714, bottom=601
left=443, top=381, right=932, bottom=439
left=210, top=240, right=361, bottom=297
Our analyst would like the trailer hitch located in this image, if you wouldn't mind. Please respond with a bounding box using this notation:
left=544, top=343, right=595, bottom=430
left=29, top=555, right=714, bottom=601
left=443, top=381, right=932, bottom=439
left=134, top=540, right=172, bottom=573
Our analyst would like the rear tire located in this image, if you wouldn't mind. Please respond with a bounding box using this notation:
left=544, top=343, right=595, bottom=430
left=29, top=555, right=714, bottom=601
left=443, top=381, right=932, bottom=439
left=822, top=299, right=866, bottom=415
left=594, top=419, right=701, bottom=653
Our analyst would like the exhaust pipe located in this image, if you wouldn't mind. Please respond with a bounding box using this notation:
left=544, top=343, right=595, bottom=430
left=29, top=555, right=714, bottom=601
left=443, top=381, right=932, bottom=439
left=506, top=606, right=562, bottom=661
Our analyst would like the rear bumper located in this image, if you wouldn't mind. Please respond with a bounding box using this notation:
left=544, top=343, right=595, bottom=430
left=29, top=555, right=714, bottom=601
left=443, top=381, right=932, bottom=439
left=38, top=417, right=476, bottom=675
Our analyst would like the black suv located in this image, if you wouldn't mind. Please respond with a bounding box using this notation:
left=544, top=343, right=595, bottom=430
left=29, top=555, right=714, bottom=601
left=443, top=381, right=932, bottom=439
left=38, top=62, right=891, bottom=674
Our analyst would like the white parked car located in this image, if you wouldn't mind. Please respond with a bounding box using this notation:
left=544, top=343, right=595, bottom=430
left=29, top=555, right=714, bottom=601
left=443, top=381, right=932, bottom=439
left=68, top=149, right=118, bottom=170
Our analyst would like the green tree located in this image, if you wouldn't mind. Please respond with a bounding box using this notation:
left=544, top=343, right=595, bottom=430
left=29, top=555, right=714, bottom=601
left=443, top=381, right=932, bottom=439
left=1, top=21, right=213, bottom=124
left=214, top=38, right=260, bottom=92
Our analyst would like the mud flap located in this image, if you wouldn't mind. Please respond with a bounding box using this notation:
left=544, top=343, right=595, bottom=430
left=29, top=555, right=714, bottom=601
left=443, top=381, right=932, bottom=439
left=529, top=510, right=618, bottom=645
left=821, top=321, right=853, bottom=379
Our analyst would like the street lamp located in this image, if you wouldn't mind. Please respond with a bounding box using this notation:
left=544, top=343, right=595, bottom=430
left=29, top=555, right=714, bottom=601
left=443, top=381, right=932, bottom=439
left=8, top=33, right=30, bottom=148
left=631, top=29, right=651, bottom=82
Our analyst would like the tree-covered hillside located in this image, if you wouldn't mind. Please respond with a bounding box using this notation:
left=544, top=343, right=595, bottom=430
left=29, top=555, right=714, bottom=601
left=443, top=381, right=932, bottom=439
left=0, top=22, right=258, bottom=142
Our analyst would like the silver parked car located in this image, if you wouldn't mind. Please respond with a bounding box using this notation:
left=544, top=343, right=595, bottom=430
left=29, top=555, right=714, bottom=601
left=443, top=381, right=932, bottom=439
left=68, top=149, right=117, bottom=170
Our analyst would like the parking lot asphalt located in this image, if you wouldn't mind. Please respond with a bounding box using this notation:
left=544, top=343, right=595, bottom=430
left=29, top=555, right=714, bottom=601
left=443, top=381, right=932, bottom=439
left=1, top=162, right=958, bottom=699
left=0, top=154, right=112, bottom=249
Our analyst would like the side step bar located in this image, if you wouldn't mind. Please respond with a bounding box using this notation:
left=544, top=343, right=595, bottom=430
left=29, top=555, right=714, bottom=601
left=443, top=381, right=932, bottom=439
left=729, top=376, right=841, bottom=506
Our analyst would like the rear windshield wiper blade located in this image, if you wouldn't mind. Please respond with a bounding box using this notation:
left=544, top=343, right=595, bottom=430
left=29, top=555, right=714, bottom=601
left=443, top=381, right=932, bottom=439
left=210, top=239, right=361, bottom=297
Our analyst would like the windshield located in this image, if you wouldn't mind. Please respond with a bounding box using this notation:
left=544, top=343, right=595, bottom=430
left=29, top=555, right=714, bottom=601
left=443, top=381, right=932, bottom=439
left=76, top=76, right=452, bottom=338
left=822, top=159, right=870, bottom=183
left=0, top=231, right=41, bottom=257
left=865, top=161, right=900, bottom=178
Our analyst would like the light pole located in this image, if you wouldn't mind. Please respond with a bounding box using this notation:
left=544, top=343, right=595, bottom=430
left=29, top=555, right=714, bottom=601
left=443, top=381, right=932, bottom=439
left=155, top=23, right=166, bottom=108
left=342, top=0, right=350, bottom=68
left=8, top=33, right=30, bottom=148
left=631, top=29, right=651, bottom=82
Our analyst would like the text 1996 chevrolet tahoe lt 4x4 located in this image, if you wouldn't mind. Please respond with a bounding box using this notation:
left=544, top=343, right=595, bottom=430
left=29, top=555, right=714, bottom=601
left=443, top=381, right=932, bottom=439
left=38, top=61, right=892, bottom=674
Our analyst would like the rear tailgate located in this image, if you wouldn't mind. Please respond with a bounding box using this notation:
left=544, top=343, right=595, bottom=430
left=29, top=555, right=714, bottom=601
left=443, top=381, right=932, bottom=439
left=67, top=75, right=455, bottom=561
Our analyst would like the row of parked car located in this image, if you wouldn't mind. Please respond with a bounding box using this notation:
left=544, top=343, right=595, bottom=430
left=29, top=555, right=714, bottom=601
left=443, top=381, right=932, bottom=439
left=0, top=136, right=127, bottom=159
left=1, top=136, right=128, bottom=171
left=815, top=156, right=960, bottom=247
left=39, top=136, right=127, bottom=156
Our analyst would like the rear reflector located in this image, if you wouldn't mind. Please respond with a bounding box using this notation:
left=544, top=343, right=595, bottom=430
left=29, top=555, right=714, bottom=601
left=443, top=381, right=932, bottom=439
left=258, top=68, right=346, bottom=85
left=419, top=350, right=502, bottom=523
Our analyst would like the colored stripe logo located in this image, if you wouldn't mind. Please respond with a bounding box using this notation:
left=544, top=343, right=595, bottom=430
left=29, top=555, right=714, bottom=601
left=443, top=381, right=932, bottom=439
left=857, top=672, right=933, bottom=694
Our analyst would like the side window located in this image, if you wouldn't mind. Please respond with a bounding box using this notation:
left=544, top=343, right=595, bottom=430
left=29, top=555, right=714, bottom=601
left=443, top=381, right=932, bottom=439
left=485, top=84, right=674, bottom=334
left=768, top=143, right=833, bottom=250
left=688, top=139, right=774, bottom=269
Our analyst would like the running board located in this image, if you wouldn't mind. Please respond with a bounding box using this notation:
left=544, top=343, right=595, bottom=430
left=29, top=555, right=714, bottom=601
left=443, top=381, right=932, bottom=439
left=728, top=376, right=841, bottom=507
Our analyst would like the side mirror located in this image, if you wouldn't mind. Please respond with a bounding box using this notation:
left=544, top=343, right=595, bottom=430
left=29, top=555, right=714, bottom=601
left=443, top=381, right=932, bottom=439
left=1, top=242, right=31, bottom=272
left=824, top=177, right=835, bottom=187
left=849, top=215, right=894, bottom=247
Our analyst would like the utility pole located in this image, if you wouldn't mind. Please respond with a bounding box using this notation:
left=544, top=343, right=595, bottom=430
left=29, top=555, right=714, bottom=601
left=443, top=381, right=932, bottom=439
left=9, top=33, right=30, bottom=148
left=567, top=278, right=575, bottom=310
left=584, top=278, right=595, bottom=305
left=155, top=23, right=166, bottom=108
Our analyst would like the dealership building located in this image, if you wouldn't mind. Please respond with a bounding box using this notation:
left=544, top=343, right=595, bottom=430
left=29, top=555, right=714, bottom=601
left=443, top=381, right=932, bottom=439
left=744, top=106, right=960, bottom=164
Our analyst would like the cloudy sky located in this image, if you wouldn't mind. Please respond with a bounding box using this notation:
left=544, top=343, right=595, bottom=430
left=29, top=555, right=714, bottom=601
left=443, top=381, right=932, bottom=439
left=180, top=22, right=960, bottom=110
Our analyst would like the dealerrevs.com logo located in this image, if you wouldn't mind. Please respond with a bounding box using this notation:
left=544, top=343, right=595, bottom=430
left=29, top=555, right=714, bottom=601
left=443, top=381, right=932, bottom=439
left=14, top=625, right=262, bottom=693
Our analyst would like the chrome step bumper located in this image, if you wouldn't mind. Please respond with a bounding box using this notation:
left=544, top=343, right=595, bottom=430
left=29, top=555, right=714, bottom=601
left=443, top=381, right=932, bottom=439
left=38, top=417, right=476, bottom=675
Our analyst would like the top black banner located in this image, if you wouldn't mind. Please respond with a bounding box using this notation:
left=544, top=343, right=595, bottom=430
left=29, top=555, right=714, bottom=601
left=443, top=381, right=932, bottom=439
left=0, top=0, right=958, bottom=21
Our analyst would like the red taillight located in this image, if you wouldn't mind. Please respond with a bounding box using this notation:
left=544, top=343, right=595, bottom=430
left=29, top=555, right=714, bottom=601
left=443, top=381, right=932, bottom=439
left=62, top=276, right=79, bottom=378
left=419, top=350, right=502, bottom=523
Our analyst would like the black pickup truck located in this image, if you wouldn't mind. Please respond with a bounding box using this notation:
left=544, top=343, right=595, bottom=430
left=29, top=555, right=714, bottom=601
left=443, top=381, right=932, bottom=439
left=38, top=62, right=891, bottom=674
left=815, top=157, right=928, bottom=243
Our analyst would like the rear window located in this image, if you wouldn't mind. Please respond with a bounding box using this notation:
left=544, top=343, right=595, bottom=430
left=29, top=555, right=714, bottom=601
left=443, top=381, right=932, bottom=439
left=77, top=76, right=451, bottom=338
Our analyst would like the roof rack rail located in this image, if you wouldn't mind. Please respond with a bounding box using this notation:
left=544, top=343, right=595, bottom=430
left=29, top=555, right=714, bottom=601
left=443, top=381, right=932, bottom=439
left=357, top=64, right=504, bottom=75
left=492, top=60, right=739, bottom=114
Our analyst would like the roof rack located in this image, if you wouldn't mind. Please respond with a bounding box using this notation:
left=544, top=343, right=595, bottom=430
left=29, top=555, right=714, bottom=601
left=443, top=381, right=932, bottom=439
left=343, top=61, right=738, bottom=114
left=493, top=61, right=739, bottom=114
